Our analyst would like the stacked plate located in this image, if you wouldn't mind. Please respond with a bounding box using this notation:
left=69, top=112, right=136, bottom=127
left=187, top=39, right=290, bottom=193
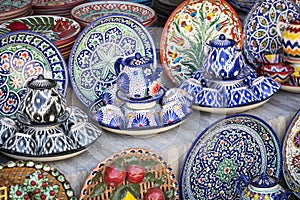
left=0, top=15, right=81, bottom=59
left=71, top=1, right=158, bottom=29
left=0, top=0, right=33, bottom=24
left=32, top=0, right=86, bottom=18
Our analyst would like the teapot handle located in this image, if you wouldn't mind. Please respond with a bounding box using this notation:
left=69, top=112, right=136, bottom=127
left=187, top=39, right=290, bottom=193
left=235, top=172, right=250, bottom=195
left=276, top=21, right=288, bottom=38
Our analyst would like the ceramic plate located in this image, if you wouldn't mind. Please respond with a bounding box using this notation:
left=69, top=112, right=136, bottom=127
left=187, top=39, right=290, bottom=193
left=69, top=14, right=156, bottom=107
left=0, top=0, right=31, bottom=16
left=0, top=160, right=76, bottom=200
left=79, top=148, right=179, bottom=200
left=71, top=1, right=156, bottom=26
left=0, top=31, right=67, bottom=117
left=0, top=15, right=80, bottom=47
left=283, top=109, right=300, bottom=198
left=180, top=114, right=282, bottom=199
left=160, top=0, right=242, bottom=85
left=192, top=99, right=269, bottom=114
left=243, top=0, right=300, bottom=67
left=281, top=84, right=300, bottom=93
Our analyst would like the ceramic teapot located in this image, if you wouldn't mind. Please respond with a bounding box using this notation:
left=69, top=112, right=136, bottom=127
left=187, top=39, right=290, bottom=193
left=115, top=52, right=163, bottom=100
left=19, top=75, right=66, bottom=124
left=203, top=34, right=243, bottom=80
left=236, top=172, right=290, bottom=200
left=277, top=19, right=300, bottom=58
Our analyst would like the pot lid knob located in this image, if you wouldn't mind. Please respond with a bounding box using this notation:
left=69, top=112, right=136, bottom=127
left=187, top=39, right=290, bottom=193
left=209, top=34, right=236, bottom=48
left=27, top=74, right=56, bottom=89
left=251, top=172, right=278, bottom=188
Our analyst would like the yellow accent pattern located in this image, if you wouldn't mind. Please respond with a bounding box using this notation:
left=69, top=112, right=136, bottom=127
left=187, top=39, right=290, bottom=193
left=122, top=191, right=137, bottom=200
left=0, top=186, right=8, bottom=200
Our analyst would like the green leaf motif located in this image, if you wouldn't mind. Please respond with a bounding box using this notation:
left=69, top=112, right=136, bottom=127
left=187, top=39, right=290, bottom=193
left=127, top=184, right=141, bottom=197
left=144, top=172, right=155, bottom=182
left=165, top=189, right=175, bottom=199
left=110, top=185, right=128, bottom=200
left=90, top=183, right=106, bottom=198
left=92, top=171, right=103, bottom=184
left=155, top=175, right=167, bottom=187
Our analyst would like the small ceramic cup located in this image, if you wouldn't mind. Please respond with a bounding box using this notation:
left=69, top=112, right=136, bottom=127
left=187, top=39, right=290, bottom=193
left=39, top=132, right=75, bottom=155
left=94, top=104, right=125, bottom=129
left=68, top=121, right=102, bottom=148
left=209, top=78, right=245, bottom=101
left=260, top=63, right=294, bottom=84
left=178, top=78, right=203, bottom=96
left=162, top=88, right=194, bottom=107
left=227, top=86, right=258, bottom=107
left=195, top=88, right=224, bottom=107
left=64, top=106, right=89, bottom=131
left=122, top=102, right=162, bottom=128
left=0, top=117, right=19, bottom=145
left=161, top=100, right=192, bottom=125
left=2, top=132, right=37, bottom=155
left=251, top=76, right=280, bottom=101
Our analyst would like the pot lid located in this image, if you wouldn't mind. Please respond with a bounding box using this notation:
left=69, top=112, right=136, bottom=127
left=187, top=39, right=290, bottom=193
left=127, top=52, right=152, bottom=67
left=27, top=75, right=56, bottom=89
left=250, top=172, right=278, bottom=188
left=209, top=34, right=236, bottom=48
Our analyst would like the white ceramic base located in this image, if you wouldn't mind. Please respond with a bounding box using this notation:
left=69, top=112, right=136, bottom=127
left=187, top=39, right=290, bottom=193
left=1, top=148, right=89, bottom=162
left=100, top=120, right=185, bottom=136
left=192, top=99, right=269, bottom=114
left=281, top=85, right=300, bottom=93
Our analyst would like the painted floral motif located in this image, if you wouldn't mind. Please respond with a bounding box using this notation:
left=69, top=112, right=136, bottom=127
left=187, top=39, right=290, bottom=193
left=181, top=115, right=281, bottom=200
left=132, top=113, right=150, bottom=127
left=243, top=0, right=300, bottom=67
left=69, top=15, right=155, bottom=106
left=0, top=32, right=67, bottom=117
left=160, top=0, right=242, bottom=84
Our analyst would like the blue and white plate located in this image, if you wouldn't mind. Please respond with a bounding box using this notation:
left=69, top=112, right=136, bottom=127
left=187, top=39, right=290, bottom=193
left=180, top=114, right=282, bottom=199
left=68, top=14, right=156, bottom=107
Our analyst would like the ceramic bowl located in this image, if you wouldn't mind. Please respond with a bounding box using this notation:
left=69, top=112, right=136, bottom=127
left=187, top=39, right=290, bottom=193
left=122, top=102, right=162, bottom=128
left=291, top=71, right=300, bottom=86
left=39, top=132, right=75, bottom=155
left=251, top=76, right=280, bottom=101
left=260, top=63, right=294, bottom=84
left=162, top=88, right=194, bottom=107
left=227, top=86, right=258, bottom=107
left=161, top=100, right=192, bottom=125
left=178, top=78, right=203, bottom=96
left=93, top=104, right=126, bottom=129
left=195, top=87, right=224, bottom=107
left=0, top=117, right=19, bottom=145
left=64, top=106, right=89, bottom=131
left=2, top=132, right=37, bottom=155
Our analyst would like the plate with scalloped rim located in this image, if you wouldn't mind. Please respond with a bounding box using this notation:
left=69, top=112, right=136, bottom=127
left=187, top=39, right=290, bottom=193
left=69, top=14, right=157, bottom=107
left=180, top=114, right=282, bottom=199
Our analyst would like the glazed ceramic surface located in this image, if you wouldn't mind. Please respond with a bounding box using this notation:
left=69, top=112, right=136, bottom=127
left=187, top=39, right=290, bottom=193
left=0, top=15, right=81, bottom=46
left=180, top=114, right=282, bottom=199
left=0, top=0, right=31, bottom=14
left=32, top=0, right=85, bottom=8
left=160, top=0, right=242, bottom=84
left=71, top=1, right=156, bottom=25
left=0, top=31, right=67, bottom=117
left=282, top=109, right=300, bottom=198
left=79, top=148, right=179, bottom=200
left=227, top=0, right=256, bottom=11
left=243, top=0, right=300, bottom=67
left=69, top=14, right=156, bottom=107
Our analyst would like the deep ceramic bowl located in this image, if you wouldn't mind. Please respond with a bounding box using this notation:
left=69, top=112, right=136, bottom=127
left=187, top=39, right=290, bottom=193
left=195, top=87, right=224, bottom=107
left=161, top=100, right=192, bottom=125
left=0, top=117, right=19, bottom=145
left=162, top=88, right=194, bottom=107
left=93, top=104, right=126, bottom=129
left=260, top=63, right=294, bottom=84
left=178, top=78, right=203, bottom=96
left=251, top=76, right=281, bottom=101
left=227, top=86, right=258, bottom=107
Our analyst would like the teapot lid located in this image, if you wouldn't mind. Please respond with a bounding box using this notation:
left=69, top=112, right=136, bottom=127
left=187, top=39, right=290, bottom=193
left=209, top=34, right=236, bottom=48
left=27, top=75, right=56, bottom=89
left=127, top=52, right=152, bottom=67
left=250, top=172, right=278, bottom=188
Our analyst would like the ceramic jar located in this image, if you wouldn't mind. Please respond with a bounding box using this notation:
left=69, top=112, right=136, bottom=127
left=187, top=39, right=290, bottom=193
left=203, top=34, right=243, bottom=80
left=115, top=52, right=163, bottom=100
left=277, top=19, right=300, bottom=57
left=237, top=173, right=290, bottom=200
left=19, top=75, right=66, bottom=124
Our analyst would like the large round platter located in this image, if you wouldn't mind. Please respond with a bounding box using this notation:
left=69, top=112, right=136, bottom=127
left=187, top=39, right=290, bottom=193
left=160, top=0, right=243, bottom=85
left=71, top=1, right=156, bottom=26
left=0, top=15, right=81, bottom=47
left=192, top=99, right=269, bottom=114
left=282, top=109, right=300, bottom=198
left=180, top=114, right=282, bottom=199
left=0, top=31, right=67, bottom=117
left=79, top=148, right=179, bottom=200
left=243, top=0, right=300, bottom=67
left=0, top=160, right=76, bottom=200
left=69, top=14, right=157, bottom=107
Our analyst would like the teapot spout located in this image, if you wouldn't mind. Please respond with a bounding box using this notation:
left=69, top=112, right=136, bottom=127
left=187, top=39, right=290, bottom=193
left=150, top=66, right=164, bottom=82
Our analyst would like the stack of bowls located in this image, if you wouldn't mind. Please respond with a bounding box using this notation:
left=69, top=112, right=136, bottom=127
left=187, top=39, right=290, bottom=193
left=0, top=0, right=33, bottom=24
left=71, top=1, right=158, bottom=35
left=32, top=0, right=86, bottom=18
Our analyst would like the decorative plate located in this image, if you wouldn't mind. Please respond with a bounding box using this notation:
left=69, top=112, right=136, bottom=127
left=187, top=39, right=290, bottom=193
left=32, top=0, right=85, bottom=9
left=243, top=0, right=300, bottom=67
left=0, top=31, right=67, bottom=117
left=180, top=114, right=282, bottom=199
left=0, top=0, right=31, bottom=16
left=160, top=0, right=243, bottom=85
left=71, top=1, right=156, bottom=26
left=282, top=109, right=300, bottom=198
left=0, top=160, right=76, bottom=200
left=0, top=15, right=81, bottom=47
left=79, top=148, right=179, bottom=200
left=69, top=14, right=156, bottom=107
